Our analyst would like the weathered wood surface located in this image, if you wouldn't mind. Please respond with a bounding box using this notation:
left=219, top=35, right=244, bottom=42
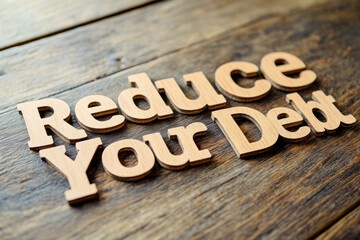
left=0, top=0, right=326, bottom=115
left=316, top=206, right=360, bottom=240
left=0, top=0, right=157, bottom=50
left=1, top=0, right=360, bottom=239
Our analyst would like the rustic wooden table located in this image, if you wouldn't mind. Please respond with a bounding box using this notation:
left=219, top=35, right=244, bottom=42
left=1, top=0, right=359, bottom=239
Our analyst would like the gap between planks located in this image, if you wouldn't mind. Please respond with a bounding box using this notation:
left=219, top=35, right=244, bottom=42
left=0, top=12, right=280, bottom=117
left=0, top=0, right=166, bottom=52
left=0, top=0, right=332, bottom=116
left=311, top=197, right=360, bottom=239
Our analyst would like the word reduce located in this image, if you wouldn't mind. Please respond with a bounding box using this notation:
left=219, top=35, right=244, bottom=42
left=17, top=52, right=356, bottom=204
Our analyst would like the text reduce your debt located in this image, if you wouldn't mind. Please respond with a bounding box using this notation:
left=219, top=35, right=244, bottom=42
left=17, top=52, right=356, bottom=204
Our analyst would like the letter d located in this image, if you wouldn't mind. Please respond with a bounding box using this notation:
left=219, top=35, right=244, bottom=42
left=211, top=107, right=278, bottom=158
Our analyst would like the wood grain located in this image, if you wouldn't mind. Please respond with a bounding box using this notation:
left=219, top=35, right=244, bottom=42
left=0, top=0, right=157, bottom=50
left=0, top=0, right=359, bottom=239
left=316, top=206, right=360, bottom=240
left=0, top=0, right=326, bottom=115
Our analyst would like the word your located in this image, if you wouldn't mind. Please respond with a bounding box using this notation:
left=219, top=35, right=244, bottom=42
left=17, top=52, right=356, bottom=204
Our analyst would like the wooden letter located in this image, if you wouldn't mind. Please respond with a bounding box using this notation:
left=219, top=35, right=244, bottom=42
left=102, top=139, right=155, bottom=181
left=75, top=95, right=125, bottom=133
left=267, top=107, right=311, bottom=142
left=17, top=99, right=87, bottom=150
left=155, top=72, right=226, bottom=114
left=143, top=122, right=212, bottom=170
left=286, top=90, right=356, bottom=135
left=260, top=52, right=316, bottom=91
left=215, top=62, right=271, bottom=102
left=118, top=73, right=173, bottom=123
left=211, top=107, right=278, bottom=158
left=39, top=138, right=102, bottom=204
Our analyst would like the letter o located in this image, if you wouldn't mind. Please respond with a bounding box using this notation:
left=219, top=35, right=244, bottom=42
left=102, top=139, right=155, bottom=181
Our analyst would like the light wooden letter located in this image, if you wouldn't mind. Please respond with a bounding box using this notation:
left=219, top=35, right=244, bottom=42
left=75, top=95, right=125, bottom=133
left=260, top=52, right=316, bottom=91
left=211, top=107, right=278, bottom=158
left=155, top=72, right=226, bottom=114
left=118, top=73, right=173, bottom=123
left=39, top=138, right=102, bottom=204
left=17, top=99, right=87, bottom=150
left=215, top=61, right=271, bottom=102
left=267, top=107, right=311, bottom=142
left=143, top=122, right=212, bottom=170
left=102, top=139, right=155, bottom=181
left=286, top=90, right=356, bottom=135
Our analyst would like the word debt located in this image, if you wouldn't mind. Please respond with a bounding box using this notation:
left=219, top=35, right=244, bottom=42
left=17, top=52, right=356, bottom=204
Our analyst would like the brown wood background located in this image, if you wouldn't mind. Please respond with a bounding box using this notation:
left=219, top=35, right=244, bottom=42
left=0, top=0, right=359, bottom=239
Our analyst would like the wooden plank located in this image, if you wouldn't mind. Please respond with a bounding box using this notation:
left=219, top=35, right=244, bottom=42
left=0, top=0, right=359, bottom=239
left=0, top=0, right=326, bottom=115
left=316, top=206, right=360, bottom=240
left=0, top=0, right=158, bottom=50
